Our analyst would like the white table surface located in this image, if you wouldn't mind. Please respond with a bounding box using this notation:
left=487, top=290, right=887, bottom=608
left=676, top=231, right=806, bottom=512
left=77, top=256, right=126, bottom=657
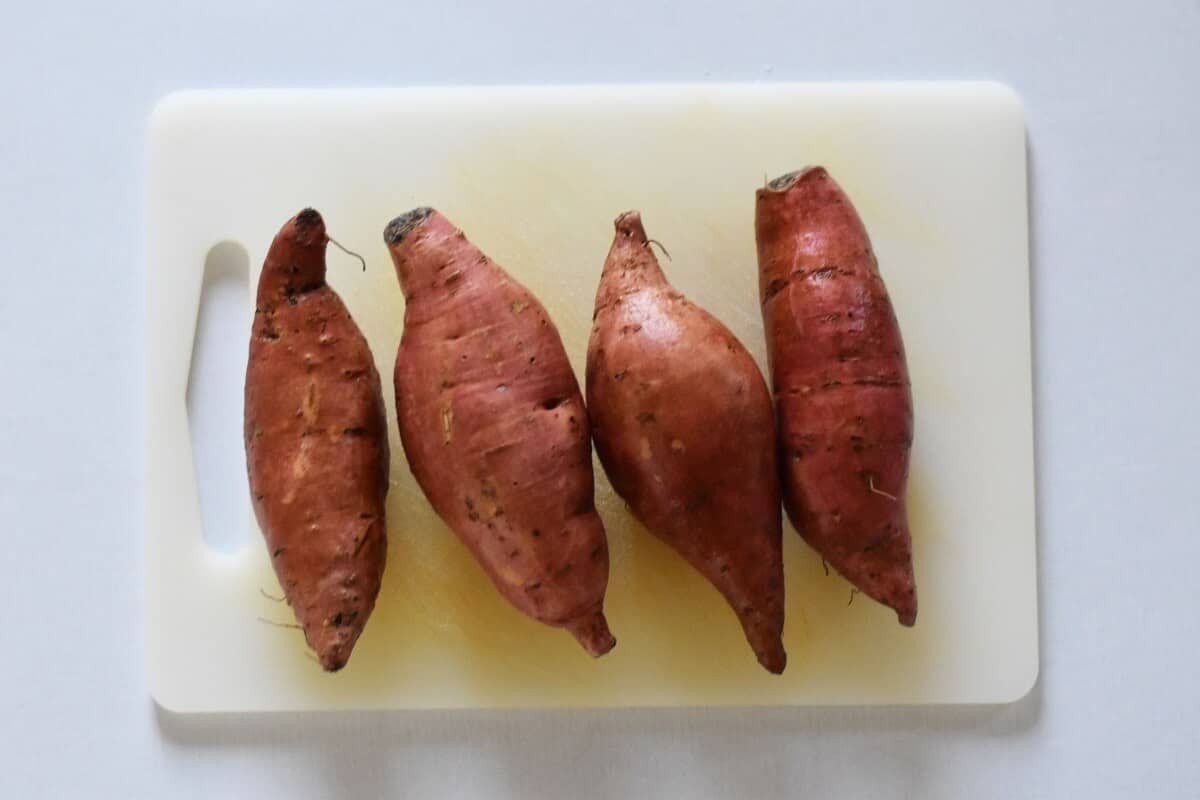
left=1, top=1, right=1197, bottom=796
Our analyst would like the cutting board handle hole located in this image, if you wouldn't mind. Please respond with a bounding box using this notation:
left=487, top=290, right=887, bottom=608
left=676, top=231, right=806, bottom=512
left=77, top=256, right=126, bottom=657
left=187, top=241, right=251, bottom=556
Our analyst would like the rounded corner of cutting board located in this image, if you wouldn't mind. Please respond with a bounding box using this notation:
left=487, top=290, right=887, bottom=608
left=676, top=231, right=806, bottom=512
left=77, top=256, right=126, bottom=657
left=148, top=670, right=197, bottom=716
left=148, top=90, right=204, bottom=134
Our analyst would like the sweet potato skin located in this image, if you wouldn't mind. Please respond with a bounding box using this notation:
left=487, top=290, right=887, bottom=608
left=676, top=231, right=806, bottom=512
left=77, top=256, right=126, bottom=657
left=244, top=209, right=390, bottom=671
left=587, top=212, right=786, bottom=673
left=385, top=209, right=614, bottom=656
left=756, top=168, right=917, bottom=626
left=758, top=169, right=916, bottom=623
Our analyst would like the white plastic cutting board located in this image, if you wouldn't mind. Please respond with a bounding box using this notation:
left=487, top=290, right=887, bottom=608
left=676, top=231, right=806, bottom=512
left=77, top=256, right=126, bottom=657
left=146, top=83, right=1036, bottom=712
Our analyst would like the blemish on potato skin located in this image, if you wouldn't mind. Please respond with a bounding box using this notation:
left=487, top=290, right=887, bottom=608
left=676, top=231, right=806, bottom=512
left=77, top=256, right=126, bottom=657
left=301, top=382, right=320, bottom=423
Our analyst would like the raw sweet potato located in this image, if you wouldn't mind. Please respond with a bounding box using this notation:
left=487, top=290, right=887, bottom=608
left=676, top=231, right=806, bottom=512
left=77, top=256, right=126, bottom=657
left=587, top=211, right=786, bottom=673
left=384, top=208, right=615, bottom=656
left=755, top=167, right=917, bottom=626
left=244, top=209, right=390, bottom=671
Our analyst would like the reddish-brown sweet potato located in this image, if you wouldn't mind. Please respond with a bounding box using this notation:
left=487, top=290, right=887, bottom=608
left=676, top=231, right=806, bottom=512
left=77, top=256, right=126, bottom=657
left=384, top=208, right=615, bottom=656
left=756, top=168, right=917, bottom=626
left=587, top=211, right=786, bottom=673
left=244, top=209, right=390, bottom=670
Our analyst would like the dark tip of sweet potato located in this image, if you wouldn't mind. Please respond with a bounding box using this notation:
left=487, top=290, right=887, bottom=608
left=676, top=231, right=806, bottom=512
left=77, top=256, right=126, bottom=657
left=894, top=593, right=918, bottom=627
left=384, top=207, right=435, bottom=245
left=283, top=208, right=328, bottom=252
left=757, top=643, right=787, bottom=675
left=295, top=207, right=323, bottom=229
left=765, top=166, right=822, bottom=191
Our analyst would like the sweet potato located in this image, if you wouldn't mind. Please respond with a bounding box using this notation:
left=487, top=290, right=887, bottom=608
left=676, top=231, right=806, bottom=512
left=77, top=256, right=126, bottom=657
left=244, top=209, right=390, bottom=670
left=587, top=212, right=786, bottom=672
left=384, top=208, right=615, bottom=656
left=755, top=167, right=917, bottom=626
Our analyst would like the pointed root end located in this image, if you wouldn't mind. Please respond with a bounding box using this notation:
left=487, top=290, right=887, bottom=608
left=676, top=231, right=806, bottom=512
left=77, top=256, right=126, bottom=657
left=755, top=641, right=787, bottom=674
left=565, top=610, right=616, bottom=657
left=315, top=643, right=351, bottom=672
